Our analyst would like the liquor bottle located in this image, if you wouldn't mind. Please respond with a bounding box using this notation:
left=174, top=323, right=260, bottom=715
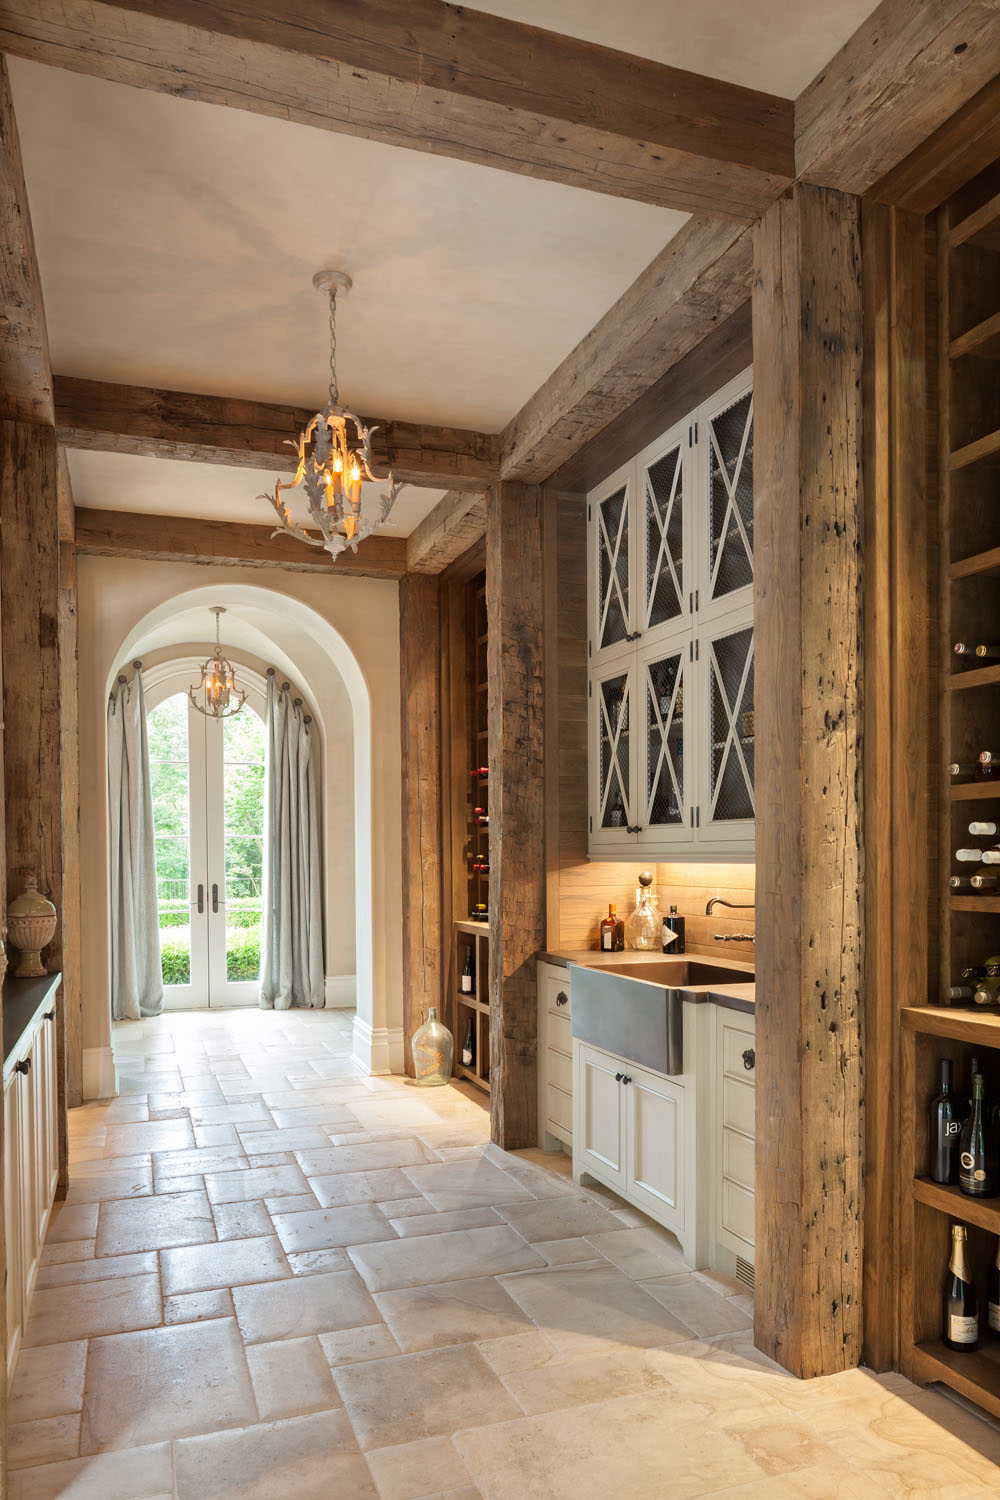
left=930, top=1059, right=964, bottom=1184
left=614, top=907, right=625, bottom=950
left=461, top=1017, right=475, bottom=1068
left=600, top=903, right=618, bottom=952
left=663, top=904, right=686, bottom=954
left=943, top=1223, right=979, bottom=1351
left=960, top=1071, right=999, bottom=1196
left=461, top=948, right=474, bottom=994
left=970, top=822, right=1000, bottom=838
left=988, top=1239, right=1000, bottom=1340
left=609, top=793, right=626, bottom=829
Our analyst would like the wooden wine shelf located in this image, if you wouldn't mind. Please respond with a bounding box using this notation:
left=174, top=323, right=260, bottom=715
left=948, top=662, right=1000, bottom=691
left=912, top=1342, right=1000, bottom=1421
left=914, top=1177, right=1000, bottom=1234
left=950, top=782, right=1000, bottom=801
left=951, top=428, right=1000, bottom=473
left=950, top=545, right=1000, bottom=581
left=950, top=310, right=1000, bottom=362
left=903, top=1004, right=1000, bottom=1047
left=950, top=896, right=1000, bottom=914
left=950, top=192, right=1000, bottom=253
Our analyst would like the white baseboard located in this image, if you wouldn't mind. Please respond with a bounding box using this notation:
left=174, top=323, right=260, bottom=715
left=83, top=1046, right=117, bottom=1100
left=325, top=974, right=357, bottom=1009
left=352, top=1016, right=405, bottom=1076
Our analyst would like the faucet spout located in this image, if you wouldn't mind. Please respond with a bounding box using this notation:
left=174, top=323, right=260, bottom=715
left=705, top=897, right=756, bottom=916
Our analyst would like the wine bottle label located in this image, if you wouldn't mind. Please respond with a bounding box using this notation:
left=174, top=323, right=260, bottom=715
left=461, top=976, right=472, bottom=992
left=948, top=1313, right=978, bottom=1342
left=461, top=1046, right=473, bottom=1065
left=943, top=1120, right=962, bottom=1138
left=990, top=1302, right=1000, bottom=1333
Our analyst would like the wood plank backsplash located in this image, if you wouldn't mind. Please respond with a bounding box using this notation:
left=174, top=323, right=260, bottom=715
left=553, top=859, right=755, bottom=958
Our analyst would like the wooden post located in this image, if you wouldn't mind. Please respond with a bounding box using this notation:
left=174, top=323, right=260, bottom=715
left=399, top=574, right=443, bottom=1073
left=487, top=482, right=545, bottom=1148
left=752, top=185, right=864, bottom=1378
left=0, top=420, right=67, bottom=1194
left=59, top=537, right=84, bottom=1110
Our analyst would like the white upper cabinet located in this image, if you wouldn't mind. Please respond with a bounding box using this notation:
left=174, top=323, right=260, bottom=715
left=587, top=370, right=754, bottom=860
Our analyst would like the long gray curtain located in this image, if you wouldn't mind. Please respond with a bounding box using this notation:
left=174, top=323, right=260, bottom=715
left=107, top=665, right=163, bottom=1020
left=260, top=672, right=325, bottom=1009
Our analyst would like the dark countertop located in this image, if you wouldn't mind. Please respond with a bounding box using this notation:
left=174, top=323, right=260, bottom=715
left=4, top=972, right=60, bottom=1085
left=538, top=949, right=755, bottom=1015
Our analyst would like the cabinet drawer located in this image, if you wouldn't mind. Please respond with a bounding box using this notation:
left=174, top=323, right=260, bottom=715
left=722, top=1020, right=756, bottom=1080
left=547, top=1084, right=573, bottom=1136
left=722, top=1076, right=755, bottom=1137
left=545, top=974, right=571, bottom=1019
left=547, top=1047, right=572, bottom=1094
left=723, top=1127, right=755, bottom=1190
left=722, top=1177, right=755, bottom=1247
left=548, top=1011, right=572, bottom=1056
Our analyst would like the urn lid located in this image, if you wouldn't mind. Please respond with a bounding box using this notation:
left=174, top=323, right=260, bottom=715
left=8, top=877, right=56, bottom=919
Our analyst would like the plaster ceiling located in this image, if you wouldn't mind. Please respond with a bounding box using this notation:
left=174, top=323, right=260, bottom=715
left=477, top=0, right=881, bottom=96
left=67, top=449, right=446, bottom=536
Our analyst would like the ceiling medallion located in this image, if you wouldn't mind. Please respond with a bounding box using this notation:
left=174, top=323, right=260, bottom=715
left=261, top=269, right=406, bottom=560
left=189, top=607, right=247, bottom=719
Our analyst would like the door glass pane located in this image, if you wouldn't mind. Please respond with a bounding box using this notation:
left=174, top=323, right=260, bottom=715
left=645, top=447, right=683, bottom=630
left=645, top=653, right=684, bottom=826
left=708, top=392, right=754, bottom=601
left=598, top=485, right=630, bottom=650
left=223, top=709, right=265, bottom=982
left=598, top=673, right=630, bottom=830
left=147, top=694, right=191, bottom=986
left=709, top=627, right=755, bottom=823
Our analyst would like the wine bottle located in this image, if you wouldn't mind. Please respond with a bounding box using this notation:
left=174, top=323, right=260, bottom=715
left=473, top=807, right=489, bottom=825
left=600, top=903, right=618, bottom=952
left=962, top=966, right=990, bottom=980
left=955, top=847, right=1000, bottom=863
left=988, top=1239, right=1000, bottom=1339
left=970, top=822, right=1000, bottom=838
left=471, top=902, right=488, bottom=922
left=980, top=751, right=1000, bottom=767
left=614, top=907, right=625, bottom=950
left=974, top=982, right=1000, bottom=1007
left=461, top=1017, right=475, bottom=1068
left=976, top=645, right=1000, bottom=660
left=950, top=762, right=980, bottom=782
left=955, top=642, right=978, bottom=657
left=472, top=860, right=490, bottom=874
left=460, top=948, right=474, bottom=994
left=972, top=875, right=1000, bottom=890
left=937, top=987, right=976, bottom=1005
left=469, top=766, right=489, bottom=780
left=943, top=1223, right=979, bottom=1351
left=930, top=1059, right=964, bottom=1184
left=960, top=1071, right=1000, bottom=1196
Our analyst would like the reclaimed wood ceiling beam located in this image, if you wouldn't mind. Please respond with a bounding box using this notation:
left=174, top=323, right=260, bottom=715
left=406, top=489, right=488, bottom=575
left=796, top=0, right=1000, bottom=197
left=499, top=217, right=752, bottom=485
left=74, top=506, right=407, bottom=578
left=0, top=0, right=793, bottom=220
left=54, top=377, right=498, bottom=491
left=0, top=54, right=52, bottom=423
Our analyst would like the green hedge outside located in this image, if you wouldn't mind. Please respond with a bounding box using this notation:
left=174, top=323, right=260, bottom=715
left=158, top=925, right=262, bottom=986
left=160, top=934, right=191, bottom=986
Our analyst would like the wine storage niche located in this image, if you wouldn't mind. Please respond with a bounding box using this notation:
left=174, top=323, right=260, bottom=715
left=454, top=921, right=491, bottom=1093
left=900, top=161, right=1000, bottom=1418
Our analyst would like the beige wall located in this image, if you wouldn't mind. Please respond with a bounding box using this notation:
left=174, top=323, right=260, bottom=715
left=78, top=556, right=402, bottom=1066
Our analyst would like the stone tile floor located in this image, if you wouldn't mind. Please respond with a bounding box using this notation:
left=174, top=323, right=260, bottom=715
left=9, top=1006, right=1000, bottom=1498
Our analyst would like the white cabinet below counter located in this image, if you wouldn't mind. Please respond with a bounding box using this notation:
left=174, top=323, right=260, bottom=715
left=713, top=1006, right=756, bottom=1273
left=537, top=961, right=573, bottom=1152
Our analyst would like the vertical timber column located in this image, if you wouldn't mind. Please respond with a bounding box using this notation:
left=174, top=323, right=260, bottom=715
left=753, top=185, right=864, bottom=1378
left=399, top=574, right=443, bottom=1074
left=487, top=482, right=545, bottom=1149
left=59, top=533, right=84, bottom=1110
left=0, top=421, right=67, bottom=1189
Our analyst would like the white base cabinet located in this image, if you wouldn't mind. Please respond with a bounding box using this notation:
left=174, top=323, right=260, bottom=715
left=5, top=997, right=60, bottom=1378
left=537, top=961, right=573, bottom=1153
left=710, top=1007, right=756, bottom=1274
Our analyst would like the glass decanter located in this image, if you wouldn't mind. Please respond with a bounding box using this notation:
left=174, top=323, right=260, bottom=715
left=625, top=871, right=661, bottom=951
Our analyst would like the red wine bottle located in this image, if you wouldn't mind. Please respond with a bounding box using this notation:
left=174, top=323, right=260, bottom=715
left=930, top=1059, right=964, bottom=1184
left=944, top=1223, right=979, bottom=1351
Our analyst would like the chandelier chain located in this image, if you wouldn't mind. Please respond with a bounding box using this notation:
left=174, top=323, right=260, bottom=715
left=328, top=288, right=339, bottom=409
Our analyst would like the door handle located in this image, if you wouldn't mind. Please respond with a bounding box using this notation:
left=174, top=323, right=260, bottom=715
left=212, top=884, right=219, bottom=914
left=197, top=884, right=204, bottom=915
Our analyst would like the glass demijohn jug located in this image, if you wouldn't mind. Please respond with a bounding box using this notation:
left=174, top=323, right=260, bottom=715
left=411, top=1006, right=454, bottom=1086
left=625, top=871, right=661, bottom=951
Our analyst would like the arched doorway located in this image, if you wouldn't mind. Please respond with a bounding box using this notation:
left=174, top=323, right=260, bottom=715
left=144, top=658, right=268, bottom=1008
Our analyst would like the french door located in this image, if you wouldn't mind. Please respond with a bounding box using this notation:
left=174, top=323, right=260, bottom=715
left=145, top=666, right=266, bottom=1009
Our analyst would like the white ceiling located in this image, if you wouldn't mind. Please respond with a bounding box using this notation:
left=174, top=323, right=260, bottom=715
left=67, top=450, right=446, bottom=536
left=477, top=0, right=881, bottom=97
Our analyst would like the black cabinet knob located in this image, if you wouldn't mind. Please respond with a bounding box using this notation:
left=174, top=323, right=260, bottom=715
left=622, top=1074, right=632, bottom=1085
left=44, top=1010, right=55, bottom=1021
left=15, top=1058, right=30, bottom=1075
left=742, top=1048, right=755, bottom=1071
left=614, top=1071, right=624, bottom=1082
left=556, top=991, right=568, bottom=1006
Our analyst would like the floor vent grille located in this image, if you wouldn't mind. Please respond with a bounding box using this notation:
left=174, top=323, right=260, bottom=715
left=736, top=1256, right=755, bottom=1293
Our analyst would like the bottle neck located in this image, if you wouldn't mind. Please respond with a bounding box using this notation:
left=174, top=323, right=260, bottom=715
left=941, top=1059, right=952, bottom=1093
left=950, top=1230, right=972, bottom=1282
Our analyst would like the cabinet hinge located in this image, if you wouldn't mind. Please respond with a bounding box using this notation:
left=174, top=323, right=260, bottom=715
left=588, top=681, right=592, bottom=698
left=688, top=426, right=692, bottom=448
left=696, top=806, right=701, bottom=828
left=588, top=639, right=592, bottom=659
left=689, top=640, right=693, bottom=662
left=589, top=815, right=592, bottom=833
left=694, top=421, right=699, bottom=444
left=689, top=591, right=693, bottom=614
left=695, top=589, right=699, bottom=611
left=587, top=503, right=591, bottom=522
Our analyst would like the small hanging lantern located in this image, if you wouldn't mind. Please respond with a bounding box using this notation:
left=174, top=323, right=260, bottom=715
left=189, top=607, right=247, bottom=719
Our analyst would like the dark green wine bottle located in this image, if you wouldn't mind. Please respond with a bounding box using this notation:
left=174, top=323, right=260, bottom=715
left=959, top=1072, right=999, bottom=1197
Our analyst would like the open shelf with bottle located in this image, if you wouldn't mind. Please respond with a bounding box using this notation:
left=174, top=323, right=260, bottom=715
left=454, top=920, right=490, bottom=1093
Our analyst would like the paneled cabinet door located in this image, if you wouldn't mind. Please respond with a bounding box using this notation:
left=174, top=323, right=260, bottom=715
left=589, top=659, right=638, bottom=851
left=625, top=1063, right=685, bottom=1232
left=637, top=422, right=691, bottom=646
left=576, top=1043, right=626, bottom=1192
left=637, top=636, right=695, bottom=851
left=590, top=464, right=635, bottom=664
left=5, top=1078, right=22, bottom=1376
left=698, top=370, right=754, bottom=618
left=698, top=605, right=755, bottom=849
left=36, top=1012, right=59, bottom=1219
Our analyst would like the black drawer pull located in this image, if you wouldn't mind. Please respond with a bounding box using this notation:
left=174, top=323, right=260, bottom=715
left=15, top=1058, right=30, bottom=1075
left=614, top=1071, right=624, bottom=1082
left=556, top=991, right=568, bottom=1006
left=44, top=1010, right=55, bottom=1021
left=742, top=1048, right=755, bottom=1071
left=622, top=1074, right=633, bottom=1085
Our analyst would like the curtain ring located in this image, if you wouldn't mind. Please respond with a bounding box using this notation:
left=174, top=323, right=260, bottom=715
left=266, top=667, right=276, bottom=678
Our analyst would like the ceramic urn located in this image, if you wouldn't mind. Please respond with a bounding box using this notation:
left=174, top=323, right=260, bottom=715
left=7, top=878, right=57, bottom=979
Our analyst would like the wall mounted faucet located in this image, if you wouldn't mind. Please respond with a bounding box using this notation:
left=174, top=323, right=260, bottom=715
left=705, top=897, right=755, bottom=916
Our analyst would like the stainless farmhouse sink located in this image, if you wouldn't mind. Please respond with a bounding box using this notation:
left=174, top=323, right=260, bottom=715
left=567, top=958, right=754, bottom=1076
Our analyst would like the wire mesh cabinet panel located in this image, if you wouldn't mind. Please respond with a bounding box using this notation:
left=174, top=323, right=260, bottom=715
left=698, top=371, right=754, bottom=620
left=638, top=420, right=692, bottom=646
left=589, top=463, right=636, bottom=666
left=637, top=636, right=696, bottom=852
left=589, top=659, right=639, bottom=854
left=697, top=606, right=755, bottom=851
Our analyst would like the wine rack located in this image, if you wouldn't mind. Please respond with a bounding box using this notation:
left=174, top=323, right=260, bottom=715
left=454, top=921, right=490, bottom=1093
left=900, top=163, right=1000, bottom=1420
